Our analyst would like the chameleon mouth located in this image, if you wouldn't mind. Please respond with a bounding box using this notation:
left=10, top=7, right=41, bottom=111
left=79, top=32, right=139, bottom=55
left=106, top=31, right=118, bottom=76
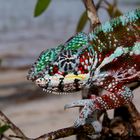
left=42, top=88, right=80, bottom=95
left=35, top=73, right=89, bottom=94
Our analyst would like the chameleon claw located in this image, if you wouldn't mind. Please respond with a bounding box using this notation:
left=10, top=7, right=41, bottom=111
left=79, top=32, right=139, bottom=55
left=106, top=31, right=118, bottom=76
left=64, top=104, right=73, bottom=110
left=64, top=100, right=90, bottom=110
left=65, top=99, right=97, bottom=128
left=74, top=118, right=85, bottom=128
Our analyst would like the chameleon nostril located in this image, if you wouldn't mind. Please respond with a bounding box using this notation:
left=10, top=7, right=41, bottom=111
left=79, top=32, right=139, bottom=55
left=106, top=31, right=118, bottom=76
left=35, top=79, right=41, bottom=84
left=35, top=78, right=48, bottom=87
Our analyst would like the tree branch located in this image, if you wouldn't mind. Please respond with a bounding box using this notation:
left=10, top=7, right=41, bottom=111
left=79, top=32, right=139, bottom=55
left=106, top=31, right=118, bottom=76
left=83, top=0, right=101, bottom=30
left=33, top=124, right=95, bottom=140
left=0, top=111, right=28, bottom=140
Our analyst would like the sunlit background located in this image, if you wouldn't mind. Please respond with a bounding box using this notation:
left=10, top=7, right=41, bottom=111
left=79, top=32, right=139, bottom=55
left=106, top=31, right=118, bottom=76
left=0, top=0, right=139, bottom=139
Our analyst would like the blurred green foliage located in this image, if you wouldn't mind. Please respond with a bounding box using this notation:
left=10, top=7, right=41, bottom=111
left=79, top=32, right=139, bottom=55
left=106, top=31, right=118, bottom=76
left=33, top=0, right=139, bottom=32
left=104, top=0, right=122, bottom=18
left=34, top=0, right=51, bottom=17
left=107, top=5, right=122, bottom=18
left=76, top=11, right=88, bottom=32
left=0, top=124, right=9, bottom=135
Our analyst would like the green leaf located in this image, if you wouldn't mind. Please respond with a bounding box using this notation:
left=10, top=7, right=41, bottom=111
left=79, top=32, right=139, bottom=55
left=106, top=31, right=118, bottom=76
left=0, top=125, right=10, bottom=134
left=34, top=0, right=51, bottom=17
left=113, top=8, right=122, bottom=17
left=107, top=5, right=122, bottom=18
left=76, top=11, right=88, bottom=32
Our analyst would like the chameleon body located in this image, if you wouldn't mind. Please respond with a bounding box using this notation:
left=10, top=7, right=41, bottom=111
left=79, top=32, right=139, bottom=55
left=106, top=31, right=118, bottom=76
left=28, top=9, right=140, bottom=128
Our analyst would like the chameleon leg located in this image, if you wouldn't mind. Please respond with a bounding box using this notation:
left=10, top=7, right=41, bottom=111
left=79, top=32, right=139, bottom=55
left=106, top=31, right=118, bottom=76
left=65, top=86, right=133, bottom=129
left=95, top=86, right=133, bottom=110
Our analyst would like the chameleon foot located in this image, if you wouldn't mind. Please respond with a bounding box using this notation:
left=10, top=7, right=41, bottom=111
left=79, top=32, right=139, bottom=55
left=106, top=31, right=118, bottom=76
left=64, top=99, right=93, bottom=109
left=64, top=99, right=100, bottom=127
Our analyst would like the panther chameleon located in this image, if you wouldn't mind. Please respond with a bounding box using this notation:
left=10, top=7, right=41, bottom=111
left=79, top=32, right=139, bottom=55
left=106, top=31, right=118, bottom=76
left=27, top=8, right=140, bottom=131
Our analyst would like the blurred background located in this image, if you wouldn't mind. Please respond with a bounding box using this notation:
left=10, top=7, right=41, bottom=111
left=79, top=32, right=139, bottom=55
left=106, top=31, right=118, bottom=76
left=0, top=0, right=139, bottom=139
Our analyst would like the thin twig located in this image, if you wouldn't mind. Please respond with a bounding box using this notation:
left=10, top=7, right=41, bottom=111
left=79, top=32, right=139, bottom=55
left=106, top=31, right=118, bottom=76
left=2, top=134, right=14, bottom=140
left=33, top=124, right=95, bottom=140
left=0, top=111, right=28, bottom=140
left=9, top=135, right=32, bottom=140
left=10, top=125, right=95, bottom=140
left=83, top=0, right=101, bottom=30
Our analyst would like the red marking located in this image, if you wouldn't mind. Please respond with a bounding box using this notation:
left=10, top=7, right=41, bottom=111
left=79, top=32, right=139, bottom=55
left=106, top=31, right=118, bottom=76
left=80, top=57, right=84, bottom=62
left=53, top=65, right=59, bottom=74
left=116, top=93, right=126, bottom=105
left=78, top=65, right=85, bottom=74
left=102, top=94, right=115, bottom=108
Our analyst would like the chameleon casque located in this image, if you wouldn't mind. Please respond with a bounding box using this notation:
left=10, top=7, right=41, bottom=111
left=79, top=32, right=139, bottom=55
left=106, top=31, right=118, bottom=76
left=27, top=9, right=140, bottom=131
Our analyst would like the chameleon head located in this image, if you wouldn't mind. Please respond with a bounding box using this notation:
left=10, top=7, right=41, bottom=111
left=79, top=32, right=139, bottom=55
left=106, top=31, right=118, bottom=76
left=28, top=32, right=95, bottom=93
